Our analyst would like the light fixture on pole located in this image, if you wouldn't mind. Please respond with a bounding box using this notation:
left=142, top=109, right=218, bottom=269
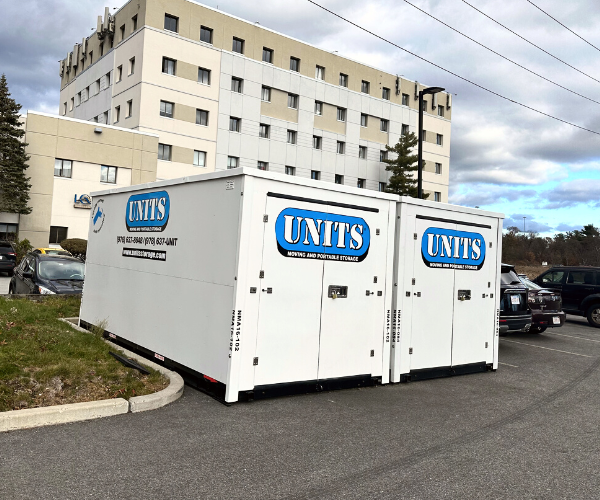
left=418, top=86, right=445, bottom=199
left=523, top=216, right=526, bottom=232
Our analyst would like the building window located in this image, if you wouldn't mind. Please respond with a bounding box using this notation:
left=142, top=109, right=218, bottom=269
left=379, top=182, right=386, bottom=192
left=339, top=73, right=348, bottom=87
left=313, top=136, right=322, bottom=149
left=100, top=165, right=117, bottom=184
left=95, top=78, right=101, bottom=95
left=200, top=26, right=213, bottom=44
left=198, top=67, right=211, bottom=85
left=120, top=24, right=125, bottom=42
left=438, top=105, right=444, bottom=117
left=359, top=146, right=367, bottom=159
left=231, top=77, right=243, bottom=93
left=132, top=15, right=138, bottom=31
left=401, top=124, right=409, bottom=136
left=288, top=93, right=298, bottom=109
left=262, top=47, right=273, bottom=64
left=382, top=87, right=390, bottom=100
left=160, top=100, right=174, bottom=118
left=287, top=130, right=297, bottom=144
left=164, top=14, right=178, bottom=33
left=361, top=80, right=370, bottom=94
left=229, top=117, right=240, bottom=132
left=285, top=166, right=295, bottom=176
left=103, top=111, right=109, bottom=124
left=435, top=162, right=442, bottom=174
left=311, top=170, right=320, bottom=180
left=434, top=192, right=441, bottom=202
left=315, top=65, right=325, bottom=80
left=421, top=100, right=427, bottom=111
left=337, top=141, right=345, bottom=154
left=232, top=37, right=244, bottom=54
left=100, top=42, right=104, bottom=57
left=314, top=101, right=323, bottom=116
left=105, top=72, right=111, bottom=86
left=162, top=57, right=176, bottom=75
left=360, top=114, right=368, bottom=127
left=257, top=161, right=268, bottom=171
left=54, top=159, right=72, bottom=178
left=261, top=86, right=271, bottom=102
left=69, top=97, right=74, bottom=111
left=88, top=51, right=93, bottom=65
left=196, top=109, right=209, bottom=126
left=114, top=105, right=120, bottom=123
left=0, top=223, right=18, bottom=241
left=380, top=150, right=388, bottom=162
left=116, top=65, right=122, bottom=82
left=290, top=57, right=300, bottom=72
left=402, top=93, right=409, bottom=106
left=126, top=100, right=132, bottom=118
left=357, top=178, right=365, bottom=189
left=227, top=156, right=239, bottom=169
left=49, top=227, right=68, bottom=245
left=436, top=134, right=443, bottom=146
left=380, top=119, right=389, bottom=132
left=335, top=174, right=343, bottom=184
left=259, top=123, right=270, bottom=138
left=423, top=130, right=427, bottom=141
left=62, top=102, right=67, bottom=115
left=337, top=107, right=346, bottom=121
left=158, top=143, right=172, bottom=161
left=76, top=92, right=81, bottom=106
left=129, top=57, right=135, bottom=75
left=194, top=150, right=207, bottom=167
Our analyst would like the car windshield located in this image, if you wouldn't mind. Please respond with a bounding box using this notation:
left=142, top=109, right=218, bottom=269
left=519, top=276, right=541, bottom=290
left=501, top=269, right=522, bottom=285
left=38, top=260, right=85, bottom=280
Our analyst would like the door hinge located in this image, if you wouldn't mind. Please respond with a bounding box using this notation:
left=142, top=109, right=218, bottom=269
left=412, top=278, right=416, bottom=285
left=263, top=214, right=268, bottom=222
left=409, top=347, right=413, bottom=354
left=413, top=233, right=417, bottom=240
left=259, top=270, right=264, bottom=278
left=253, top=357, right=259, bottom=366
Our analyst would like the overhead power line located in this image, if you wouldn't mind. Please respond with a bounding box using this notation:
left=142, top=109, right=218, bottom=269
left=304, top=0, right=600, bottom=137
left=401, top=0, right=600, bottom=106
left=461, top=0, right=600, bottom=85
left=525, top=0, right=600, bottom=53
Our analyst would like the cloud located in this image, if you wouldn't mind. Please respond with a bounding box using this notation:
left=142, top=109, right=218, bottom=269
left=503, top=214, right=553, bottom=233
left=542, top=179, right=600, bottom=209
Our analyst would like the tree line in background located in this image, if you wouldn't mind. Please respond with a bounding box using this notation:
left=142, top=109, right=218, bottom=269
left=502, top=225, right=600, bottom=266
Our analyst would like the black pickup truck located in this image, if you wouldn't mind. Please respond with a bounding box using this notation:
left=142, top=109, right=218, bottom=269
left=499, top=264, right=532, bottom=334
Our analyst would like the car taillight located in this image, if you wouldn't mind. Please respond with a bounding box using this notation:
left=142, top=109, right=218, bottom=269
left=528, top=292, right=541, bottom=304
left=7, top=252, right=15, bottom=256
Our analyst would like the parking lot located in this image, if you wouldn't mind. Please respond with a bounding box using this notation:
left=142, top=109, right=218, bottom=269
left=1, top=317, right=600, bottom=499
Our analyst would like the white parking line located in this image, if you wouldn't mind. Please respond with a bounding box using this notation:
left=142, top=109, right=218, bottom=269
left=546, top=331, right=600, bottom=344
left=500, top=339, right=593, bottom=358
left=498, top=362, right=519, bottom=368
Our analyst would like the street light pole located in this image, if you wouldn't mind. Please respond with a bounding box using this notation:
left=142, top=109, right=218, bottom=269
left=417, top=86, right=445, bottom=199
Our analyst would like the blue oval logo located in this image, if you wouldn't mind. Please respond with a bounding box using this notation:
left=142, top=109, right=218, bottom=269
left=275, top=208, right=370, bottom=262
left=125, top=191, right=170, bottom=232
left=421, top=227, right=485, bottom=270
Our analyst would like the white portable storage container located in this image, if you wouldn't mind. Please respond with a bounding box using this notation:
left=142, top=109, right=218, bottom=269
left=80, top=169, right=398, bottom=403
left=390, top=198, right=504, bottom=382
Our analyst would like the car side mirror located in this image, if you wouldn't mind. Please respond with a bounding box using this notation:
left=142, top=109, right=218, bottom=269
left=22, top=271, right=33, bottom=279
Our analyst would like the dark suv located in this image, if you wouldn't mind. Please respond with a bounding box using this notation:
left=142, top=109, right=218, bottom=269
left=0, top=241, right=16, bottom=276
left=499, top=264, right=532, bottom=334
left=533, top=267, right=600, bottom=328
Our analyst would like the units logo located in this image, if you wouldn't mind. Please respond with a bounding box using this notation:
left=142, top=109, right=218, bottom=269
left=126, top=191, right=170, bottom=232
left=421, top=227, right=485, bottom=270
left=91, top=199, right=105, bottom=233
left=275, top=208, right=370, bottom=262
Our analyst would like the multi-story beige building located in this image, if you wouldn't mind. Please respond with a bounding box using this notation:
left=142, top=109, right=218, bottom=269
left=59, top=0, right=451, bottom=200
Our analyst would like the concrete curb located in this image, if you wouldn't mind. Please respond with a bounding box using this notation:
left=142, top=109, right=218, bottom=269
left=0, top=318, right=184, bottom=433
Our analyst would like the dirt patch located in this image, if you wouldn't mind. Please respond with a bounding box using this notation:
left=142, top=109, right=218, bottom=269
left=514, top=265, right=550, bottom=280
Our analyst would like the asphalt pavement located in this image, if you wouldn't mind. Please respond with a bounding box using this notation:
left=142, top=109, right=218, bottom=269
left=2, top=317, right=600, bottom=499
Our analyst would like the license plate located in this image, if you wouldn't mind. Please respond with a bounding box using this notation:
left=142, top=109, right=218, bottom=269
left=553, top=316, right=561, bottom=325
left=510, top=295, right=520, bottom=305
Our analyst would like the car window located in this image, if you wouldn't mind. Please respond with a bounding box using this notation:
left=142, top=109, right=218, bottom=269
left=501, top=269, right=521, bottom=285
left=520, top=277, right=541, bottom=290
left=38, top=260, right=85, bottom=280
left=567, top=271, right=595, bottom=285
left=27, top=258, right=35, bottom=273
left=540, top=271, right=565, bottom=285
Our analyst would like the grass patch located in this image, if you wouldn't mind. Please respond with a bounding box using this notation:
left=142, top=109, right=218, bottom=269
left=0, top=296, right=168, bottom=412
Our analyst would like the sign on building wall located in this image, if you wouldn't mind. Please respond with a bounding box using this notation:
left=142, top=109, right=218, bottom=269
left=74, top=194, right=92, bottom=209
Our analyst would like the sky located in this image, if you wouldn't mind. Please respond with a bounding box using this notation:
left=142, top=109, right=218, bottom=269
left=1, top=0, right=599, bottom=236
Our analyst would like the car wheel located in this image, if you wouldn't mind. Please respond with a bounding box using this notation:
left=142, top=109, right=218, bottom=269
left=587, top=305, right=600, bottom=328
left=530, top=326, right=547, bottom=334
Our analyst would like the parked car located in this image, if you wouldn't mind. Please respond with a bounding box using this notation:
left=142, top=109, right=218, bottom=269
left=499, top=264, right=532, bottom=334
left=32, top=247, right=73, bottom=257
left=518, top=275, right=565, bottom=333
left=9, top=253, right=84, bottom=295
left=533, top=267, right=600, bottom=328
left=0, top=241, right=16, bottom=276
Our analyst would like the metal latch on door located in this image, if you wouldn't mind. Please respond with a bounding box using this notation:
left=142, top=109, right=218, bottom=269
left=458, top=290, right=471, bottom=301
left=328, top=285, right=348, bottom=299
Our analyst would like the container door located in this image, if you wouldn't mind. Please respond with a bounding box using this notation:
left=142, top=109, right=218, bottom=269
left=253, top=196, right=324, bottom=387
left=317, top=207, right=388, bottom=381
left=409, top=217, right=456, bottom=371
left=451, top=223, right=498, bottom=366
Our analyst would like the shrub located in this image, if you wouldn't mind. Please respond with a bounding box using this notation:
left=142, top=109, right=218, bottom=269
left=60, top=238, right=87, bottom=261
left=11, top=237, right=33, bottom=265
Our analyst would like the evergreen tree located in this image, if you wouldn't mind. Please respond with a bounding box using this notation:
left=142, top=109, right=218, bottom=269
left=0, top=74, right=31, bottom=214
left=382, top=132, right=429, bottom=199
